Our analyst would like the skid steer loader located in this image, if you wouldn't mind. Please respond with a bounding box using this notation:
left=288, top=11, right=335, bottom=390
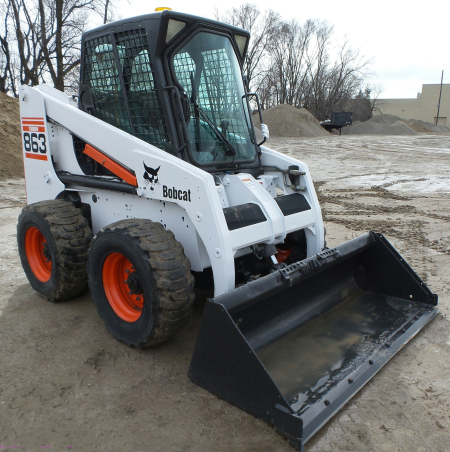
left=16, top=9, right=438, bottom=450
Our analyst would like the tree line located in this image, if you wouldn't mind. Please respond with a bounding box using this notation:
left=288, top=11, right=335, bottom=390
left=0, top=1, right=379, bottom=120
left=0, top=0, right=117, bottom=96
left=216, top=4, right=379, bottom=121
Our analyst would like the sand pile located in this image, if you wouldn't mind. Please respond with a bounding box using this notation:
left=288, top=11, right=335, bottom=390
left=369, top=114, right=404, bottom=126
left=344, top=113, right=450, bottom=136
left=253, top=104, right=329, bottom=138
left=344, top=114, right=418, bottom=136
left=406, top=120, right=433, bottom=133
left=405, top=119, right=450, bottom=134
left=0, top=92, right=23, bottom=179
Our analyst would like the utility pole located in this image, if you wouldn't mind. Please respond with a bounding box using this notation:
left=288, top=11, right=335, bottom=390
left=435, top=70, right=444, bottom=125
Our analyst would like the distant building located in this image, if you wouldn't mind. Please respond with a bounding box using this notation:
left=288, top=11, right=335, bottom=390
left=374, top=84, right=449, bottom=125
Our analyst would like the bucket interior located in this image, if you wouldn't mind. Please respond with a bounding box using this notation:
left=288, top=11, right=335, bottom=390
left=255, top=289, right=425, bottom=413
left=232, top=252, right=430, bottom=414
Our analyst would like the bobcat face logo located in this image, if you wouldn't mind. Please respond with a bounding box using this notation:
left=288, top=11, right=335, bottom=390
left=143, top=162, right=160, bottom=190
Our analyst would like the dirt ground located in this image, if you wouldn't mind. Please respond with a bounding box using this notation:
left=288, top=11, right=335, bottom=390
left=1, top=134, right=449, bottom=451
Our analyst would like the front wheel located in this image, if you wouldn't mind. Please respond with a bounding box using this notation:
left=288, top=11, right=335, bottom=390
left=88, top=219, right=194, bottom=347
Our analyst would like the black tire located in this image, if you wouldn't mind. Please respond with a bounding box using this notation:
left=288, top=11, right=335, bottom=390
left=17, top=199, right=93, bottom=301
left=88, top=219, right=195, bottom=347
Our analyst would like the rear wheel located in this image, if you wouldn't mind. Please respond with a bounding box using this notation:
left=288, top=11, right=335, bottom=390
left=17, top=200, right=93, bottom=301
left=88, top=219, right=194, bottom=347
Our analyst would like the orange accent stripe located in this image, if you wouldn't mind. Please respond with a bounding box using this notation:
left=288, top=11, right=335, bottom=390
left=22, top=117, right=44, bottom=119
left=26, top=153, right=48, bottom=161
left=22, top=121, right=45, bottom=125
left=83, top=144, right=137, bottom=186
left=22, top=126, right=46, bottom=132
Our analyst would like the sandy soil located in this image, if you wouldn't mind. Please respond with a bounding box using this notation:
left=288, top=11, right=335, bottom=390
left=1, top=134, right=449, bottom=451
left=0, top=93, right=23, bottom=180
left=253, top=104, right=330, bottom=138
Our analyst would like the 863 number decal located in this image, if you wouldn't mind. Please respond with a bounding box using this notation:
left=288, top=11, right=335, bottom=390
left=21, top=117, right=48, bottom=161
left=23, top=132, right=47, bottom=154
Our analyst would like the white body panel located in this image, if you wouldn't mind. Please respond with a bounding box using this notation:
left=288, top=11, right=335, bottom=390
left=77, top=189, right=204, bottom=271
left=19, top=86, right=65, bottom=203
left=19, top=85, right=324, bottom=297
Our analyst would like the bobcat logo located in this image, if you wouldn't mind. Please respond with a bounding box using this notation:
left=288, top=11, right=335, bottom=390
left=143, top=162, right=160, bottom=190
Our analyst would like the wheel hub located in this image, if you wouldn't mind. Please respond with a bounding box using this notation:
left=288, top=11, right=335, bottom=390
left=126, top=272, right=143, bottom=295
left=42, top=242, right=51, bottom=262
left=24, top=227, right=52, bottom=282
left=102, top=253, right=144, bottom=322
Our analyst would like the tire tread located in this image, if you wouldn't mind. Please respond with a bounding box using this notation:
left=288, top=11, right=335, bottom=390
left=18, top=200, right=93, bottom=301
left=91, top=219, right=194, bottom=347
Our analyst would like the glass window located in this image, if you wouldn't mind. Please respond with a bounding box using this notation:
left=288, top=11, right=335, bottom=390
left=173, top=32, right=256, bottom=165
left=82, top=36, right=131, bottom=133
left=82, top=31, right=169, bottom=149
left=116, top=30, right=168, bottom=148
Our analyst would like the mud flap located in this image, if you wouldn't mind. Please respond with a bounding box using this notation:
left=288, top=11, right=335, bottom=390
left=188, top=232, right=438, bottom=450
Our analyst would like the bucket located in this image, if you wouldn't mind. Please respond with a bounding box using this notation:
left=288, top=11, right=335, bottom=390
left=189, top=232, right=438, bottom=450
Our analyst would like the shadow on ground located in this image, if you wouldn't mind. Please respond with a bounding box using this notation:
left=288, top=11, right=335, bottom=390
left=0, top=285, right=291, bottom=451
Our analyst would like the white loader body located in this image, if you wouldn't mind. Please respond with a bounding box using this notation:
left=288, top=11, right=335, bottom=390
left=19, top=84, right=324, bottom=297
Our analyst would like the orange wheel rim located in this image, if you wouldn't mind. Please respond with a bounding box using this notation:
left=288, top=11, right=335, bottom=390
left=276, top=247, right=292, bottom=263
left=102, top=253, right=144, bottom=322
left=24, top=227, right=52, bottom=282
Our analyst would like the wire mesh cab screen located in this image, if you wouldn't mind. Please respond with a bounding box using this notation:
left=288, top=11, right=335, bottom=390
left=173, top=32, right=256, bottom=165
left=81, top=29, right=169, bottom=149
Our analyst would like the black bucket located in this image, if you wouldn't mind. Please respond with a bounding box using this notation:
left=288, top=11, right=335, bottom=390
left=189, top=232, right=438, bottom=450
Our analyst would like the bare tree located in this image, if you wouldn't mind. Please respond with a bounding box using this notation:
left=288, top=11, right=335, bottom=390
left=215, top=4, right=373, bottom=119
left=93, top=0, right=122, bottom=24
left=37, top=0, right=95, bottom=91
left=0, top=1, right=16, bottom=94
left=7, top=0, right=45, bottom=88
left=365, top=82, right=385, bottom=115
left=263, top=19, right=314, bottom=108
left=214, top=4, right=280, bottom=91
left=0, top=0, right=122, bottom=95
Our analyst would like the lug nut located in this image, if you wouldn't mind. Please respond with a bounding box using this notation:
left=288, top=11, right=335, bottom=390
left=136, top=296, right=141, bottom=301
left=125, top=269, right=130, bottom=274
left=348, top=378, right=353, bottom=383
left=124, top=280, right=128, bottom=284
left=128, top=291, right=132, bottom=295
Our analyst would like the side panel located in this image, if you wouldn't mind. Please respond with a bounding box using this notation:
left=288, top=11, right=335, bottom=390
left=78, top=189, right=203, bottom=271
left=49, top=123, right=85, bottom=175
left=260, top=146, right=324, bottom=256
left=132, top=149, right=234, bottom=291
left=19, top=86, right=65, bottom=204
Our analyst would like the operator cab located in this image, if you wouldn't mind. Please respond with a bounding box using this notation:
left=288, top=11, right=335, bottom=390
left=78, top=10, right=263, bottom=175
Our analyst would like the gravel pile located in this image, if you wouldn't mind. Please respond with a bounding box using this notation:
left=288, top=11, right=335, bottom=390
left=344, top=113, right=450, bottom=136
left=253, top=104, right=329, bottom=138
left=0, top=92, right=23, bottom=179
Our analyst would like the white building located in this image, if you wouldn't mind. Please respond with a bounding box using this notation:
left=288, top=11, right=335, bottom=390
left=375, top=84, right=449, bottom=125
